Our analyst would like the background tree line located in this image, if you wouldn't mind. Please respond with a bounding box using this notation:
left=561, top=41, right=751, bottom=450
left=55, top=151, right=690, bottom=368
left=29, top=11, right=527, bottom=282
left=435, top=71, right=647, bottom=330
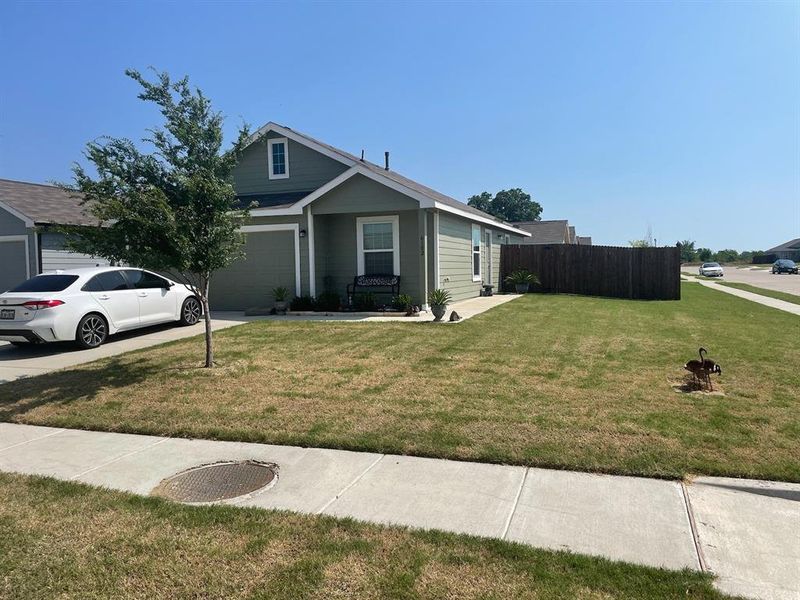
left=629, top=238, right=765, bottom=263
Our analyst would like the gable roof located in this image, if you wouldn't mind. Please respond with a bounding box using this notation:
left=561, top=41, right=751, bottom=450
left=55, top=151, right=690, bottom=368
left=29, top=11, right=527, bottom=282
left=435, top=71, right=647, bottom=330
left=0, top=178, right=95, bottom=226
left=766, top=238, right=800, bottom=253
left=243, top=123, right=530, bottom=236
left=512, top=220, right=571, bottom=244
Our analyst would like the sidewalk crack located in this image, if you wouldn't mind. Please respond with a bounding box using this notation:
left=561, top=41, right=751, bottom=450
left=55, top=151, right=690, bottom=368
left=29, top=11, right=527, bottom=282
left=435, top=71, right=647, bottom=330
left=316, top=454, right=384, bottom=515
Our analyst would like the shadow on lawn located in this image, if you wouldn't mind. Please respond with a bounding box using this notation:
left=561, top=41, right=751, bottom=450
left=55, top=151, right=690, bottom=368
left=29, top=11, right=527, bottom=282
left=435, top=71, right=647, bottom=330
left=0, top=357, right=161, bottom=421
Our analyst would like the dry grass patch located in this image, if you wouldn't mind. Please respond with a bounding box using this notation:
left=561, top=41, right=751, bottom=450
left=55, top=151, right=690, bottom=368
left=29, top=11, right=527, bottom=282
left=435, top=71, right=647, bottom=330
left=2, top=284, right=799, bottom=481
left=0, top=473, right=730, bottom=599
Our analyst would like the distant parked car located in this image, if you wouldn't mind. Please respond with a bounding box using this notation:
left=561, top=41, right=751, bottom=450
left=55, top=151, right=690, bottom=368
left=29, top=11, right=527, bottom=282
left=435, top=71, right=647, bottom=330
left=698, top=262, right=724, bottom=277
left=772, top=259, right=798, bottom=274
left=0, top=267, right=201, bottom=349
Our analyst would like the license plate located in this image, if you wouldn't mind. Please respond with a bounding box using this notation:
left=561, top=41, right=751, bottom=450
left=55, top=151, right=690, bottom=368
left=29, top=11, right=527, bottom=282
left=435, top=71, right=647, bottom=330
left=0, top=309, right=14, bottom=320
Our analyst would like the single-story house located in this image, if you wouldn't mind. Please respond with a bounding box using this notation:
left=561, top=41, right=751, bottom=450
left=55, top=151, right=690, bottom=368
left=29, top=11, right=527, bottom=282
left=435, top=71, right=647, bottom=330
left=511, top=219, right=590, bottom=246
left=0, top=178, right=109, bottom=292
left=1, top=125, right=531, bottom=308
left=765, top=238, right=800, bottom=261
left=212, top=123, right=530, bottom=310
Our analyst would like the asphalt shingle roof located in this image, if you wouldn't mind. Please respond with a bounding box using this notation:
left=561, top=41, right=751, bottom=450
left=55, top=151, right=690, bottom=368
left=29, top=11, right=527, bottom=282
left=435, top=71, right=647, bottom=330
left=766, top=238, right=800, bottom=253
left=512, top=220, right=571, bottom=244
left=266, top=124, right=525, bottom=230
left=0, top=178, right=95, bottom=226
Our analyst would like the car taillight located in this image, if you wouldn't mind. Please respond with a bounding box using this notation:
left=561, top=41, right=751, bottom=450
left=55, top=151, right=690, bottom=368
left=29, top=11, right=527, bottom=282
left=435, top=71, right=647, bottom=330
left=22, top=300, right=65, bottom=310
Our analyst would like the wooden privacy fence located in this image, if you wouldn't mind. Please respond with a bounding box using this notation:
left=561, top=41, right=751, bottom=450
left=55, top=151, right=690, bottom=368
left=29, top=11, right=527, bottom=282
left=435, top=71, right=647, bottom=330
left=500, top=244, right=681, bottom=300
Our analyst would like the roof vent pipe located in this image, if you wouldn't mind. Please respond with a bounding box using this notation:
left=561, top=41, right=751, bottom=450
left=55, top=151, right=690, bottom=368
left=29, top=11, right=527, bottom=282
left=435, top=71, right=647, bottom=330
left=360, top=149, right=365, bottom=161
left=384, top=151, right=390, bottom=170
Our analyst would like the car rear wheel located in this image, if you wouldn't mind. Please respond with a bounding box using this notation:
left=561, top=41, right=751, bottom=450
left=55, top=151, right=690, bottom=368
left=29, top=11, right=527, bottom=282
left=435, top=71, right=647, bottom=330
left=76, top=314, right=108, bottom=349
left=179, top=297, right=202, bottom=326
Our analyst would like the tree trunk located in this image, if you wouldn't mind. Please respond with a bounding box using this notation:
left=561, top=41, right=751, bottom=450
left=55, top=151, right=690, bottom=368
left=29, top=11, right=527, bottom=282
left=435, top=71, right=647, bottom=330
left=201, top=277, right=213, bottom=368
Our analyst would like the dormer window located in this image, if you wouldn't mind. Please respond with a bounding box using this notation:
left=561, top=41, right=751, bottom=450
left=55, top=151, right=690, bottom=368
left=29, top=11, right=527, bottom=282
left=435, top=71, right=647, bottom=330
left=267, top=137, right=289, bottom=179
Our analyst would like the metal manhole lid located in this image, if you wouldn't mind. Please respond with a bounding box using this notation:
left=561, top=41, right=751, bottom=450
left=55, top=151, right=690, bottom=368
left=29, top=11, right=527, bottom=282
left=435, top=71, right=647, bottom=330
left=151, top=460, right=277, bottom=503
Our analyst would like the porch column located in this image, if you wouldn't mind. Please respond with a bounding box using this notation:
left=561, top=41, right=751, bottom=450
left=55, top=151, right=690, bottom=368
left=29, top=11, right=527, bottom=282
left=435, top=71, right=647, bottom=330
left=418, top=210, right=429, bottom=310
left=308, top=204, right=316, bottom=297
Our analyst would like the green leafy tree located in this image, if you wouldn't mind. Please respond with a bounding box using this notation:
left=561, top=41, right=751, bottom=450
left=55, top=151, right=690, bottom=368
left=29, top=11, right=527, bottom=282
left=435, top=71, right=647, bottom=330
left=467, top=188, right=542, bottom=222
left=629, top=239, right=652, bottom=248
left=714, top=249, right=739, bottom=263
left=466, top=191, right=492, bottom=214
left=696, top=247, right=713, bottom=262
left=62, top=68, right=250, bottom=368
left=676, top=240, right=696, bottom=263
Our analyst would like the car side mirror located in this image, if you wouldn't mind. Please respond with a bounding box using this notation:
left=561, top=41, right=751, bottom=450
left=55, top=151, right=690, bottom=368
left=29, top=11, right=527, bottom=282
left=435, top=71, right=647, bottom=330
left=163, top=282, right=174, bottom=289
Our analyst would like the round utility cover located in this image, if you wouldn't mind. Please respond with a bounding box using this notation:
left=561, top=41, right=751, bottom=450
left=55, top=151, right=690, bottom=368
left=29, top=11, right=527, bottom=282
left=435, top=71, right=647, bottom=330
left=151, top=460, right=277, bottom=503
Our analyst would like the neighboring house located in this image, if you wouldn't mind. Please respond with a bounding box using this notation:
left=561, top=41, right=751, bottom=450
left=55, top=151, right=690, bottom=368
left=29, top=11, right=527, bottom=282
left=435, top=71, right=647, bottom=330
left=512, top=219, right=591, bottom=246
left=213, top=123, right=530, bottom=310
left=765, top=238, right=800, bottom=261
left=0, top=179, right=109, bottom=292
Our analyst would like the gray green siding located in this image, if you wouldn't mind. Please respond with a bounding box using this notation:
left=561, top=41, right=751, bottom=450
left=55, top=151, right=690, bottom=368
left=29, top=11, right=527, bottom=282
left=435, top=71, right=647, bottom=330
left=312, top=174, right=419, bottom=214
left=233, top=132, right=349, bottom=196
left=311, top=174, right=422, bottom=304
left=437, top=212, right=509, bottom=302
left=314, top=210, right=420, bottom=305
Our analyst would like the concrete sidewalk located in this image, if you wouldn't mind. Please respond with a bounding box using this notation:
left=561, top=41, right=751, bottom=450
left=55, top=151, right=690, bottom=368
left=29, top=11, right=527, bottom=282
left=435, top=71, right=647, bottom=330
left=685, top=276, right=800, bottom=316
left=1, top=424, right=797, bottom=599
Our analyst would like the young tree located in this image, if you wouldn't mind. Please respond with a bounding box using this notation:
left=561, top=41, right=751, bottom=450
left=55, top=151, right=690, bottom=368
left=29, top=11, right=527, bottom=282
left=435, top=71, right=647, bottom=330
left=62, top=69, right=250, bottom=368
left=467, top=188, right=542, bottom=222
left=629, top=239, right=652, bottom=247
left=676, top=240, right=697, bottom=263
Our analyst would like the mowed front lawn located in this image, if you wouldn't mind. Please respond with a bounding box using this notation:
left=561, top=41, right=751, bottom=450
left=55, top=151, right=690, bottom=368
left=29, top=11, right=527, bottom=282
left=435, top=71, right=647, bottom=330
left=2, top=283, right=799, bottom=481
left=0, top=473, right=728, bottom=599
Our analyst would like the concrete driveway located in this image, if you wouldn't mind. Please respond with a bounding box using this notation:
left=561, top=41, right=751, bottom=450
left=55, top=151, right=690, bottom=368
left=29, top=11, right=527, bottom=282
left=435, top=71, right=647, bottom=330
left=685, top=264, right=800, bottom=295
left=0, top=312, right=257, bottom=383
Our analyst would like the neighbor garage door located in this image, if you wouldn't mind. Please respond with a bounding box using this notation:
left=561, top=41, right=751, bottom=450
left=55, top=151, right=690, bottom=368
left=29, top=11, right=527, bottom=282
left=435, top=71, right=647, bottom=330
left=210, top=229, right=298, bottom=311
left=0, top=237, right=29, bottom=292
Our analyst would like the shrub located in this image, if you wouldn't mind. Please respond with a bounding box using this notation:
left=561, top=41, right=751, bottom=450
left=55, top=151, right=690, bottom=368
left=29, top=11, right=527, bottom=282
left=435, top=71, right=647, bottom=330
left=290, top=295, right=315, bottom=311
left=504, top=269, right=539, bottom=286
left=392, top=294, right=413, bottom=311
left=272, top=286, right=290, bottom=302
left=354, top=292, right=376, bottom=311
left=428, top=288, right=452, bottom=306
left=315, top=291, right=341, bottom=311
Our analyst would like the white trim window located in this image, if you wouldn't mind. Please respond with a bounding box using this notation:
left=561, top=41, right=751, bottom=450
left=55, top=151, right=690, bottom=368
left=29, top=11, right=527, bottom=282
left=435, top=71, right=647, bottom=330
left=471, top=224, right=481, bottom=281
left=356, top=215, right=400, bottom=276
left=267, top=137, right=289, bottom=180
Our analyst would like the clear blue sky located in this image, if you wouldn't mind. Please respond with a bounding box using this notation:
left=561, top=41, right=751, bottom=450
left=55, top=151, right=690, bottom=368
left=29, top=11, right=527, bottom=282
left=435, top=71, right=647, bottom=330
left=1, top=1, right=798, bottom=249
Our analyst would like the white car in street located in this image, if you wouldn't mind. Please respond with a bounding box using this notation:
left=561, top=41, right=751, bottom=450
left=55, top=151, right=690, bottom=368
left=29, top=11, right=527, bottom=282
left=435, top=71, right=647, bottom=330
left=0, top=267, right=202, bottom=349
left=698, top=262, right=724, bottom=277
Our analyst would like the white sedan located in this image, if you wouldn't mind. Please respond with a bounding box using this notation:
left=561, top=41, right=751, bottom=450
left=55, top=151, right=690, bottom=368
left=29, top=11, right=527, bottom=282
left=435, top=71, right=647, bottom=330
left=698, top=262, right=724, bottom=277
left=0, top=267, right=201, bottom=349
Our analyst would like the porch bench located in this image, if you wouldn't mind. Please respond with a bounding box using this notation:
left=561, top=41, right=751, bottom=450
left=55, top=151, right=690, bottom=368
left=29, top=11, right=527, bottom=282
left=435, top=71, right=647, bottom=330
left=347, top=274, right=401, bottom=305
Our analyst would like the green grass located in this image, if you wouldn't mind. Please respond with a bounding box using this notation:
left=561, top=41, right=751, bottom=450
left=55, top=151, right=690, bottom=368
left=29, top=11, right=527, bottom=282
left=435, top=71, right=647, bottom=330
left=714, top=281, right=800, bottom=305
left=0, top=472, right=730, bottom=599
left=2, top=283, right=799, bottom=481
